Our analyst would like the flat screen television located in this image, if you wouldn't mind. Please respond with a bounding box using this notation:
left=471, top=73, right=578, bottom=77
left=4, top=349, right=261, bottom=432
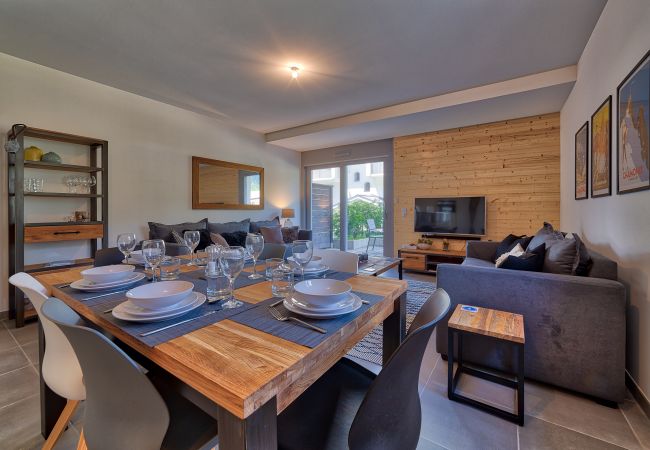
left=414, top=197, right=486, bottom=237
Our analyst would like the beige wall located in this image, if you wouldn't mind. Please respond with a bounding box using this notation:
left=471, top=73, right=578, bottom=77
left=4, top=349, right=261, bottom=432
left=560, top=0, right=650, bottom=401
left=394, top=113, right=560, bottom=253
left=0, top=52, right=301, bottom=312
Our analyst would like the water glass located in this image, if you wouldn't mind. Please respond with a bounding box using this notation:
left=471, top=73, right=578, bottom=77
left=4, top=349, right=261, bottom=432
left=272, top=268, right=294, bottom=298
left=159, top=257, right=181, bottom=280
left=245, top=233, right=265, bottom=279
left=265, top=258, right=284, bottom=280
left=291, top=240, right=314, bottom=280
left=142, top=239, right=165, bottom=282
left=117, top=233, right=137, bottom=263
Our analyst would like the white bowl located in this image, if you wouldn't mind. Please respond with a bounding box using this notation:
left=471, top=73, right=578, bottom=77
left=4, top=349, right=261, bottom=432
left=126, top=281, right=194, bottom=309
left=288, top=255, right=323, bottom=269
left=81, top=265, right=135, bottom=284
left=293, top=279, right=352, bottom=307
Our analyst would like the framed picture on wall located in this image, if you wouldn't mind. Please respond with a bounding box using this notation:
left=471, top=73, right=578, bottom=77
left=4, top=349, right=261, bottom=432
left=575, top=122, right=589, bottom=200
left=617, top=50, right=650, bottom=195
left=591, top=96, right=612, bottom=198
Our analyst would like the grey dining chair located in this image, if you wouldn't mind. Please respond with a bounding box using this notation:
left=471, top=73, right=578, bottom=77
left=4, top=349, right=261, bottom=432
left=93, top=247, right=124, bottom=266
left=41, top=298, right=218, bottom=450
left=259, top=242, right=289, bottom=260
left=277, top=288, right=451, bottom=450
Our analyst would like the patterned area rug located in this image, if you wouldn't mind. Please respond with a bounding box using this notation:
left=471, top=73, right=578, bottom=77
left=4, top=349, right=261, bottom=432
left=347, top=279, right=436, bottom=365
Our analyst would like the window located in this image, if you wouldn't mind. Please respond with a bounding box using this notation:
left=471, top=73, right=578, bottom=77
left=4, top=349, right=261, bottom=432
left=364, top=182, right=370, bottom=192
left=370, top=162, right=383, bottom=175
left=354, top=172, right=360, bottom=182
left=312, top=168, right=335, bottom=180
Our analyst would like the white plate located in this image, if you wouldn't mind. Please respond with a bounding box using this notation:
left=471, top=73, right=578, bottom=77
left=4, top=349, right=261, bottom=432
left=290, top=291, right=356, bottom=312
left=81, top=264, right=135, bottom=284
left=283, top=293, right=362, bottom=319
left=112, top=292, right=206, bottom=323
left=287, top=256, right=323, bottom=269
left=292, top=265, right=329, bottom=275
left=70, top=272, right=146, bottom=291
left=126, top=280, right=194, bottom=309
left=119, top=292, right=196, bottom=317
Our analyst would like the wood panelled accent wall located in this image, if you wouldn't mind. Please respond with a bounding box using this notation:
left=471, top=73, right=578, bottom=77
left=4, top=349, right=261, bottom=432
left=394, top=113, right=560, bottom=253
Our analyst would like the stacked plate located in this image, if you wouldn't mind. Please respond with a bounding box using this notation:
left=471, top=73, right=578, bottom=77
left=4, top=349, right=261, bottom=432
left=286, top=256, right=329, bottom=276
left=123, top=250, right=146, bottom=265
left=112, top=281, right=206, bottom=323
left=283, top=279, right=361, bottom=319
left=71, top=265, right=145, bottom=291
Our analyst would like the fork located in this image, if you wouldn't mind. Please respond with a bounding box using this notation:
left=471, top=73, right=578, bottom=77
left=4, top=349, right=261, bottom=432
left=268, top=306, right=327, bottom=334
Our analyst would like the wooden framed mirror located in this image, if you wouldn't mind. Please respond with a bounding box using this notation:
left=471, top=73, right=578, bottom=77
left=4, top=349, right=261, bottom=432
left=192, top=156, right=264, bottom=209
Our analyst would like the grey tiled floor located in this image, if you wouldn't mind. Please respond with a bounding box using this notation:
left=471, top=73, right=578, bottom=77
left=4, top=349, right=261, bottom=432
left=1, top=270, right=649, bottom=449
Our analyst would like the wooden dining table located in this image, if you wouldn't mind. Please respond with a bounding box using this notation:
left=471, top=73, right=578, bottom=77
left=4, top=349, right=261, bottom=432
left=35, top=261, right=407, bottom=450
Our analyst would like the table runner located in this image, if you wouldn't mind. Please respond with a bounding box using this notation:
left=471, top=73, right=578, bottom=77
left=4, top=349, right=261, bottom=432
left=228, top=291, right=385, bottom=348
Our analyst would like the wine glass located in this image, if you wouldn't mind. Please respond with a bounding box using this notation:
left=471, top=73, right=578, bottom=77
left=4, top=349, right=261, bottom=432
left=219, top=246, right=246, bottom=309
left=184, top=230, right=201, bottom=265
left=245, top=233, right=265, bottom=279
left=291, top=240, right=313, bottom=281
left=142, top=239, right=165, bottom=282
left=117, top=233, right=137, bottom=264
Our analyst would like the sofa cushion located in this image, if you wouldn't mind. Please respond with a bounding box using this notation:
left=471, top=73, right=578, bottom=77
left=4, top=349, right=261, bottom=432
left=210, top=232, right=229, bottom=247
left=567, top=233, right=592, bottom=276
left=260, top=226, right=284, bottom=244
left=544, top=239, right=579, bottom=275
left=494, top=234, right=533, bottom=262
left=281, top=226, right=300, bottom=243
left=207, top=219, right=250, bottom=235
left=462, top=257, right=496, bottom=269
left=495, top=244, right=525, bottom=267
left=148, top=218, right=208, bottom=243
left=500, top=244, right=545, bottom=272
left=527, top=222, right=561, bottom=251
left=220, top=231, right=248, bottom=247
left=250, top=217, right=280, bottom=234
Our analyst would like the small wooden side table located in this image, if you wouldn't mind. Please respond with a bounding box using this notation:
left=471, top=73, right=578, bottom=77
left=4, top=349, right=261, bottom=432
left=447, top=304, right=525, bottom=426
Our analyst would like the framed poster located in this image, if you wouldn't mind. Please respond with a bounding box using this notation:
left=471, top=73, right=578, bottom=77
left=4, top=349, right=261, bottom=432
left=575, top=122, right=589, bottom=200
left=591, top=96, right=612, bottom=198
left=617, top=50, right=650, bottom=194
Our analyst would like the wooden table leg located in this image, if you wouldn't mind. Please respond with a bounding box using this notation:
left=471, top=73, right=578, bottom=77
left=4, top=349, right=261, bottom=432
left=39, top=322, right=66, bottom=438
left=382, top=291, right=406, bottom=364
left=217, top=397, right=278, bottom=450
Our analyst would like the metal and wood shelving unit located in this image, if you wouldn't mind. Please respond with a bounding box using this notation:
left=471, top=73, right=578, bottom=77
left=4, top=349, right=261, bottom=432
left=7, top=127, right=108, bottom=327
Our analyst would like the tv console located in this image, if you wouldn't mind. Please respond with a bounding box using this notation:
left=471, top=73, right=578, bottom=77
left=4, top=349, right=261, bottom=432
left=398, top=247, right=465, bottom=275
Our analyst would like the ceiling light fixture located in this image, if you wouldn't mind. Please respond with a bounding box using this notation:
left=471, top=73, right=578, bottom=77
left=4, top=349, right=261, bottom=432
left=290, top=66, right=300, bottom=79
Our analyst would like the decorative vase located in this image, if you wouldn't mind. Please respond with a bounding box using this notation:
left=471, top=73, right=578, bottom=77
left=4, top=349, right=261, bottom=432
left=24, top=146, right=43, bottom=161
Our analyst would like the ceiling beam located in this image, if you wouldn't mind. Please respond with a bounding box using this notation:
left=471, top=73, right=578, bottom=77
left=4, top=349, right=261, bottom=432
left=265, top=65, right=576, bottom=142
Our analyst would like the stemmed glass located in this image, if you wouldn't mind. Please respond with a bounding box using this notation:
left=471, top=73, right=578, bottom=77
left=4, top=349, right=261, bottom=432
left=245, top=233, right=265, bottom=279
left=142, top=239, right=165, bottom=282
left=117, top=233, right=137, bottom=264
left=184, top=230, right=201, bottom=265
left=219, top=246, right=246, bottom=309
left=291, top=240, right=314, bottom=281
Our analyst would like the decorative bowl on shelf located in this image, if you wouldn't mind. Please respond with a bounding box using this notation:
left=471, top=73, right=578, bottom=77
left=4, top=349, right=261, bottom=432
left=24, top=146, right=43, bottom=161
left=41, top=152, right=62, bottom=163
left=416, top=243, right=431, bottom=250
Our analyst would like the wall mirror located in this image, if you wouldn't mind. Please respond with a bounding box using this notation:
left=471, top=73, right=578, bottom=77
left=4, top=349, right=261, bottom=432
left=192, top=156, right=264, bottom=209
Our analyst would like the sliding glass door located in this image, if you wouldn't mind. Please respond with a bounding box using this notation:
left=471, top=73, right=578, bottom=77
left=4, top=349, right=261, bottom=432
left=307, top=160, right=388, bottom=256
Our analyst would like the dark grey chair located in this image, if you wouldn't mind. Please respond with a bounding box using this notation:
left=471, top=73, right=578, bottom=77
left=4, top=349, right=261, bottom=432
left=259, top=243, right=289, bottom=260
left=41, top=298, right=218, bottom=450
left=277, top=288, right=451, bottom=450
left=93, top=247, right=124, bottom=267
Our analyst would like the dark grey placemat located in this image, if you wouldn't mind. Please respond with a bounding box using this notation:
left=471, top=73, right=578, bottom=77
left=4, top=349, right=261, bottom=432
left=228, top=291, right=383, bottom=348
left=181, top=267, right=267, bottom=289
left=57, top=273, right=256, bottom=347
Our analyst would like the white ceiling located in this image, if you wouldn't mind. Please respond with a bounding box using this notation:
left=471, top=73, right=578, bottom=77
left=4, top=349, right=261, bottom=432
left=0, top=0, right=605, bottom=150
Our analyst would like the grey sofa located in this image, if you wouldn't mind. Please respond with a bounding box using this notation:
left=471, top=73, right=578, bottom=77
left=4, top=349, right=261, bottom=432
left=436, top=240, right=626, bottom=403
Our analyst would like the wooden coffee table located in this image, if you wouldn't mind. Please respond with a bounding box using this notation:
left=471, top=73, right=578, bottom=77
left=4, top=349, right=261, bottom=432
left=447, top=304, right=525, bottom=426
left=358, top=256, right=402, bottom=279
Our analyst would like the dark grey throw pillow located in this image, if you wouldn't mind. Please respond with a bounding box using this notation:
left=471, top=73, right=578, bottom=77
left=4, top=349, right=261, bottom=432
left=148, top=218, right=208, bottom=243
left=526, top=222, right=558, bottom=252
left=220, top=231, right=248, bottom=247
left=500, top=244, right=545, bottom=272
left=250, top=217, right=280, bottom=234
left=207, top=219, right=250, bottom=235
left=571, top=234, right=592, bottom=276
left=544, top=239, right=579, bottom=275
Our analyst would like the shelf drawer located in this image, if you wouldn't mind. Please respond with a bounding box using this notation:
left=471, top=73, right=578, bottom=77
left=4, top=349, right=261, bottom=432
left=401, top=253, right=426, bottom=270
left=25, top=224, right=104, bottom=243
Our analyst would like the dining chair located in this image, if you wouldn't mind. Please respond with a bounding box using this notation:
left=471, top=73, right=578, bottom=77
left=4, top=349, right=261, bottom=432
left=8, top=273, right=85, bottom=450
left=313, top=248, right=359, bottom=273
left=366, top=219, right=384, bottom=252
left=40, top=297, right=219, bottom=450
left=93, top=247, right=124, bottom=266
left=260, top=242, right=288, bottom=260
left=277, top=288, right=451, bottom=450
